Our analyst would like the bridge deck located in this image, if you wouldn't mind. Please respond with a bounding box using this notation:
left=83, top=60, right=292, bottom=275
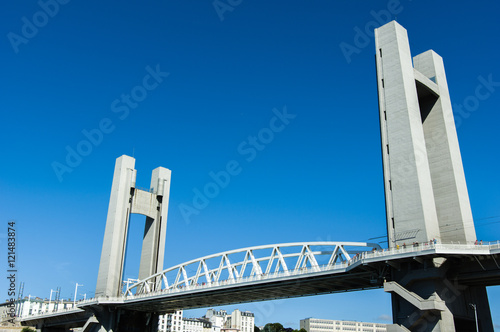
left=19, top=242, right=500, bottom=325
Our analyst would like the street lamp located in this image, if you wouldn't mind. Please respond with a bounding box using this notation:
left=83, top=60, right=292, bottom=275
left=469, top=303, right=478, bottom=332
left=74, top=283, right=83, bottom=306
left=49, top=289, right=59, bottom=312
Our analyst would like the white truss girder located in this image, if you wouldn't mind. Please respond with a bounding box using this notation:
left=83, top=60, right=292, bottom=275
left=124, top=241, right=380, bottom=296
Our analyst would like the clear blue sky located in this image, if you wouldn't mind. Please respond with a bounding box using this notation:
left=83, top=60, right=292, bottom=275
left=1, top=0, right=500, bottom=328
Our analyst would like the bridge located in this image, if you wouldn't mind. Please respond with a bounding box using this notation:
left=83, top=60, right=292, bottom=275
left=16, top=21, right=500, bottom=332
left=20, top=241, right=500, bottom=329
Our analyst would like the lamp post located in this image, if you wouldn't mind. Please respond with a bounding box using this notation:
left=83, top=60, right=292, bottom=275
left=49, top=289, right=59, bottom=312
left=74, top=283, right=83, bottom=306
left=469, top=303, right=478, bottom=332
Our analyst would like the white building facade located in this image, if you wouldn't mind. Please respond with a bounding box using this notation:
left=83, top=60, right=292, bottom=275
left=183, top=318, right=212, bottom=332
left=205, top=309, right=228, bottom=332
left=300, top=318, right=386, bottom=332
left=159, top=308, right=253, bottom=332
left=159, top=310, right=183, bottom=332
left=226, top=309, right=254, bottom=332
left=3, top=298, right=76, bottom=319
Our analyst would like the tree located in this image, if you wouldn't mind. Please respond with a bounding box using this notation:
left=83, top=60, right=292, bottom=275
left=254, top=326, right=261, bottom=332
left=21, top=328, right=36, bottom=332
left=293, top=329, right=307, bottom=332
left=262, top=323, right=306, bottom=332
left=263, top=323, right=285, bottom=332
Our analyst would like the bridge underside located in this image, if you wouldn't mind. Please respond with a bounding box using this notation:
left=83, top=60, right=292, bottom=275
left=386, top=252, right=499, bottom=331
left=21, top=250, right=500, bottom=332
left=23, top=309, right=91, bottom=332
left=117, top=269, right=385, bottom=312
left=112, top=251, right=500, bottom=313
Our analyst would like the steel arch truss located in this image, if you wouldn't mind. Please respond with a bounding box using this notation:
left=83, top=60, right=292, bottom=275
left=124, top=242, right=381, bottom=296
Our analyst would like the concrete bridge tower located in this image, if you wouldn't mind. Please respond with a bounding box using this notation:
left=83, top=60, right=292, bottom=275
left=375, top=21, right=492, bottom=331
left=95, top=155, right=171, bottom=298
left=375, top=21, right=476, bottom=249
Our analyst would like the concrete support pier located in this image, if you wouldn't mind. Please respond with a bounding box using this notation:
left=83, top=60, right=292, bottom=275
left=385, top=258, right=493, bottom=331
left=375, top=21, right=476, bottom=248
left=80, top=307, right=159, bottom=332
left=95, top=155, right=171, bottom=298
left=375, top=21, right=492, bottom=331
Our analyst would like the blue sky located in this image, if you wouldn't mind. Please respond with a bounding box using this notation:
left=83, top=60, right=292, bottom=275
left=1, top=0, right=500, bottom=328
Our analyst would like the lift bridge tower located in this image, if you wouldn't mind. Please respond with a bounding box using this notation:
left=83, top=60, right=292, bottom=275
left=375, top=21, right=492, bottom=331
left=93, top=155, right=171, bottom=332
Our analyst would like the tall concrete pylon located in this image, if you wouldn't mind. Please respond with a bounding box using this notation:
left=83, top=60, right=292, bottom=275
left=95, top=155, right=171, bottom=297
left=375, top=21, right=492, bottom=332
left=375, top=21, right=476, bottom=248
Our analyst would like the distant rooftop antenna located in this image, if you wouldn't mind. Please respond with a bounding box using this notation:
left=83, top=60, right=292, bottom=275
left=16, top=282, right=25, bottom=316
left=54, top=286, right=61, bottom=311
left=18, top=282, right=24, bottom=300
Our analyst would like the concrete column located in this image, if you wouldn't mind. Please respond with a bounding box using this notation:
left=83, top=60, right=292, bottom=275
left=413, top=51, right=476, bottom=244
left=388, top=259, right=493, bottom=331
left=138, top=167, right=171, bottom=280
left=96, top=156, right=172, bottom=297
left=96, top=155, right=136, bottom=298
left=90, top=307, right=159, bottom=332
left=375, top=21, right=440, bottom=247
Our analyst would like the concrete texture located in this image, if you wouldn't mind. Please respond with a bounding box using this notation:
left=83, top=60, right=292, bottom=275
left=95, top=155, right=171, bottom=297
left=375, top=21, right=488, bottom=331
left=388, top=257, right=493, bottom=331
left=413, top=51, right=476, bottom=244
left=375, top=21, right=476, bottom=248
left=95, top=155, right=136, bottom=298
left=138, top=167, right=171, bottom=280
left=375, top=21, right=440, bottom=247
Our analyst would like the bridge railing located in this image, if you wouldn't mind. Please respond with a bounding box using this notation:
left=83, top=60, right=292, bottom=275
left=124, top=242, right=381, bottom=297
left=20, top=241, right=500, bottom=318
left=353, top=240, right=497, bottom=260
left=125, top=261, right=355, bottom=300
left=123, top=241, right=499, bottom=299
